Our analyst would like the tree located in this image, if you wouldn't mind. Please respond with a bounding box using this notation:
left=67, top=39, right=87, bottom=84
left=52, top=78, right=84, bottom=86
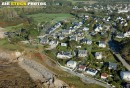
left=68, top=40, right=78, bottom=50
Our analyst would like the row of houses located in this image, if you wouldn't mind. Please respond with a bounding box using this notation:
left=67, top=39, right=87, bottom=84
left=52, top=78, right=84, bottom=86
left=46, top=22, right=61, bottom=34
left=66, top=60, right=118, bottom=78
left=116, top=31, right=130, bottom=38
left=40, top=36, right=107, bottom=48
left=57, top=50, right=103, bottom=60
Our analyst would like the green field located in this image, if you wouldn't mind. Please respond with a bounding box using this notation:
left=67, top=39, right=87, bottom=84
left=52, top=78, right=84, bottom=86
left=4, top=23, right=24, bottom=32
left=27, top=13, right=74, bottom=24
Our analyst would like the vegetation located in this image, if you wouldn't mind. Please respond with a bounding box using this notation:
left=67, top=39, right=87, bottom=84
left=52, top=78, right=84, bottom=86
left=120, top=38, right=130, bottom=64
left=27, top=13, right=74, bottom=24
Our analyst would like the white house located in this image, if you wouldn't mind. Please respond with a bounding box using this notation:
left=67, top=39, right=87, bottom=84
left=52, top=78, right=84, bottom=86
left=62, top=29, right=71, bottom=35
left=87, top=40, right=92, bottom=45
left=40, top=37, right=48, bottom=44
left=85, top=68, right=98, bottom=76
left=94, top=25, right=103, bottom=32
left=95, top=52, right=102, bottom=59
left=116, top=34, right=124, bottom=38
left=124, top=23, right=128, bottom=26
left=59, top=35, right=65, bottom=40
left=124, top=31, right=130, bottom=37
left=98, top=41, right=106, bottom=48
left=61, top=43, right=67, bottom=47
left=120, top=71, right=130, bottom=81
left=78, top=50, right=87, bottom=57
left=83, top=27, right=89, bottom=31
left=57, top=51, right=72, bottom=59
left=118, top=9, right=129, bottom=13
left=66, top=60, right=77, bottom=69
left=49, top=40, right=58, bottom=47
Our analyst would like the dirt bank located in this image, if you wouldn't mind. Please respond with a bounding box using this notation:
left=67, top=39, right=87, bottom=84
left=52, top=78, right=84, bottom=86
left=0, top=59, right=42, bottom=88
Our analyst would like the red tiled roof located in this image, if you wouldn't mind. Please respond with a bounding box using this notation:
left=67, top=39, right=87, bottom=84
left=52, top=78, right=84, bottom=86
left=79, top=65, right=86, bottom=69
left=101, top=73, right=108, bottom=77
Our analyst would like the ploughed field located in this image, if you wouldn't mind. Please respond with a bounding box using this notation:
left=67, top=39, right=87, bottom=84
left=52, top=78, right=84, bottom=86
left=0, top=59, right=41, bottom=88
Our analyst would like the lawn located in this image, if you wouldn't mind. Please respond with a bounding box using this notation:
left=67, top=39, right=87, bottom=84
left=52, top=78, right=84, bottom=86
left=4, top=23, right=24, bottom=32
left=0, top=39, right=23, bottom=51
left=27, top=13, right=74, bottom=24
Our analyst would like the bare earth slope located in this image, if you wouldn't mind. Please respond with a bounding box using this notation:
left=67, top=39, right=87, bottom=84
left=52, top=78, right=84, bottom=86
left=0, top=60, right=41, bottom=88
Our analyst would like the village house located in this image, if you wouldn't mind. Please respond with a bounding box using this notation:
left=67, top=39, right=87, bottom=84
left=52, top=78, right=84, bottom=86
left=87, top=40, right=92, bottom=45
left=62, top=29, right=71, bottom=35
left=78, top=65, right=86, bottom=71
left=80, top=38, right=87, bottom=44
left=124, top=31, right=130, bottom=37
left=107, top=62, right=117, bottom=70
left=101, top=73, right=108, bottom=79
left=83, top=27, right=89, bottom=31
left=46, top=22, right=61, bottom=34
left=95, top=52, right=103, bottom=59
left=94, top=25, right=103, bottom=32
left=49, top=40, right=59, bottom=47
left=57, top=51, right=72, bottom=59
left=85, top=68, right=98, bottom=76
left=66, top=60, right=77, bottom=69
left=70, top=35, right=78, bottom=41
left=61, top=43, right=67, bottom=47
left=59, top=35, right=65, bottom=40
left=98, top=41, right=106, bottom=48
left=78, top=50, right=87, bottom=57
left=116, top=33, right=124, bottom=38
left=40, top=37, right=48, bottom=44
left=120, top=71, right=130, bottom=81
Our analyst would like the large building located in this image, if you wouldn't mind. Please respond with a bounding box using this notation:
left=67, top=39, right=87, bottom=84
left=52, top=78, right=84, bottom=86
left=120, top=71, right=130, bottom=81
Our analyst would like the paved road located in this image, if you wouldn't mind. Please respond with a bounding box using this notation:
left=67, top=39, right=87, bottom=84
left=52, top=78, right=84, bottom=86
left=114, top=54, right=130, bottom=71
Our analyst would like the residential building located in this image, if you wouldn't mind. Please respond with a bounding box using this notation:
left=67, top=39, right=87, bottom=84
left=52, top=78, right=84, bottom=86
left=94, top=25, right=103, bottom=32
left=108, top=62, right=117, bottom=70
left=46, top=22, right=61, bottom=34
left=70, top=35, right=77, bottom=41
left=78, top=65, right=86, bottom=71
left=85, top=68, right=98, bottom=76
left=98, top=41, right=106, bottom=48
left=61, top=43, right=67, bottom=47
left=95, top=52, right=103, bottom=59
left=66, top=60, right=77, bottom=69
left=49, top=40, right=58, bottom=46
left=120, top=71, right=130, bottom=81
left=87, top=40, right=92, bottom=45
left=101, top=73, right=108, bottom=79
left=116, top=34, right=124, bottom=38
left=62, top=29, right=71, bottom=35
left=78, top=50, right=87, bottom=57
left=57, top=51, right=72, bottom=59
left=59, top=35, right=65, bottom=40
left=124, top=31, right=130, bottom=37
left=83, top=27, right=89, bottom=31
left=40, top=37, right=48, bottom=44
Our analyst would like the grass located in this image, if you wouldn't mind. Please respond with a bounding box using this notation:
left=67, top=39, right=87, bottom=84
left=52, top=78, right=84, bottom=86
left=0, top=39, right=22, bottom=51
left=67, top=0, right=97, bottom=4
left=27, top=13, right=74, bottom=24
left=4, top=23, right=23, bottom=32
